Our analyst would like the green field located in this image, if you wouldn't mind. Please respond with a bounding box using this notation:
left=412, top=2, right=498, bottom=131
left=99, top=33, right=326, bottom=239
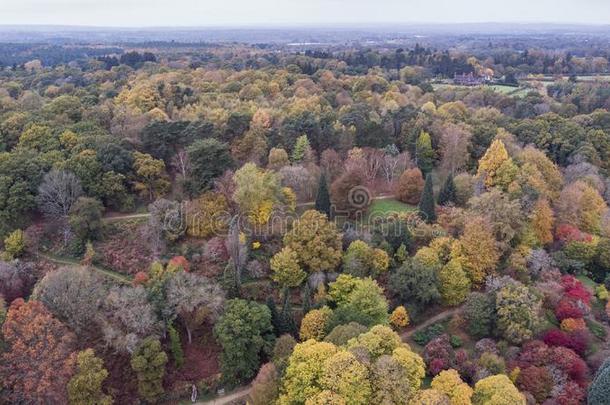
left=366, top=198, right=416, bottom=221
left=432, top=83, right=528, bottom=97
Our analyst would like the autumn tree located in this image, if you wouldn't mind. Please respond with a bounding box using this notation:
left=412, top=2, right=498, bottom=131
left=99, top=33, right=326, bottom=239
left=556, top=180, right=606, bottom=234
left=431, top=369, right=473, bottom=405
left=472, top=374, right=525, bottom=405
left=330, top=168, right=371, bottom=218
left=396, top=167, right=424, bottom=205
left=283, top=210, right=342, bottom=273
left=268, top=147, right=290, bottom=170
left=300, top=306, right=333, bottom=341
left=440, top=123, right=472, bottom=175
left=327, top=275, right=389, bottom=328
left=271, top=246, right=307, bottom=289
left=67, top=349, right=112, bottom=405
left=32, top=266, right=105, bottom=335
left=130, top=337, right=168, bottom=403
left=132, top=151, right=170, bottom=201
left=68, top=197, right=104, bottom=242
left=321, top=350, right=372, bottom=404
left=477, top=139, right=517, bottom=189
left=0, top=299, right=77, bottom=404
left=416, top=131, right=435, bottom=174
left=451, top=216, right=500, bottom=285
left=495, top=281, right=542, bottom=344
left=233, top=163, right=282, bottom=226
left=530, top=198, right=554, bottom=246
left=343, top=240, right=389, bottom=278
left=249, top=363, right=280, bottom=405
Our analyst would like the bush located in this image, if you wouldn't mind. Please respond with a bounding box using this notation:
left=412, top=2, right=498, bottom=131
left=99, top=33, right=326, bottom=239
left=413, top=323, right=446, bottom=346
left=2, top=229, right=26, bottom=260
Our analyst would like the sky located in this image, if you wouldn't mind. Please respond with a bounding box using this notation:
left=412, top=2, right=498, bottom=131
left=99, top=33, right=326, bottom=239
left=1, top=0, right=610, bottom=27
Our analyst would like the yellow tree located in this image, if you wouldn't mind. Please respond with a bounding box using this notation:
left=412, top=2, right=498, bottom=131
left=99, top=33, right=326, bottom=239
left=431, top=369, right=473, bottom=405
left=283, top=210, right=343, bottom=273
left=271, top=247, right=307, bottom=289
left=477, top=139, right=517, bottom=189
left=320, top=351, right=372, bottom=405
left=530, top=198, right=554, bottom=245
left=233, top=163, right=282, bottom=226
left=300, top=307, right=333, bottom=341
left=472, top=375, right=525, bottom=405
left=451, top=216, right=500, bottom=285
left=438, top=259, right=471, bottom=306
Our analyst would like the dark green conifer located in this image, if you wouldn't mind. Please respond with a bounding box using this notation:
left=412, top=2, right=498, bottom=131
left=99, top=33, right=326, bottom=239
left=315, top=173, right=331, bottom=218
left=437, top=173, right=457, bottom=205
left=418, top=173, right=436, bottom=223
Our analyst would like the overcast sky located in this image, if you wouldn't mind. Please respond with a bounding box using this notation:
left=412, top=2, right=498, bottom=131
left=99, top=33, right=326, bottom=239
left=2, top=0, right=610, bottom=27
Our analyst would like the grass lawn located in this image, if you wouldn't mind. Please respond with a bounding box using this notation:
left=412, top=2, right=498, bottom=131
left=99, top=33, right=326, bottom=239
left=366, top=198, right=416, bottom=221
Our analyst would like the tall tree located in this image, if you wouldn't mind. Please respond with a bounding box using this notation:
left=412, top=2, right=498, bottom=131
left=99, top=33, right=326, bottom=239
left=67, top=349, right=113, bottom=405
left=437, top=174, right=457, bottom=206
left=130, top=337, right=168, bottom=403
left=415, top=131, right=434, bottom=175
left=186, top=139, right=232, bottom=196
left=418, top=173, right=436, bottom=223
left=214, top=299, right=275, bottom=385
left=315, top=173, right=331, bottom=218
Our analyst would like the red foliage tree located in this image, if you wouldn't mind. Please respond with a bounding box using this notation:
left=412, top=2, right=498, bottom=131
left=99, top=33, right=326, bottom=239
left=548, top=346, right=589, bottom=386
left=542, top=329, right=588, bottom=356
left=168, top=255, right=190, bottom=272
left=517, top=366, right=553, bottom=403
left=554, top=381, right=585, bottom=405
left=555, top=224, right=592, bottom=244
left=0, top=299, right=77, bottom=404
left=555, top=298, right=585, bottom=320
left=423, top=334, right=454, bottom=375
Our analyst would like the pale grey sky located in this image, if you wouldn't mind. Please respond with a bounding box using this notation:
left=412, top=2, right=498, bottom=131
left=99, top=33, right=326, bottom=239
left=2, top=0, right=610, bottom=27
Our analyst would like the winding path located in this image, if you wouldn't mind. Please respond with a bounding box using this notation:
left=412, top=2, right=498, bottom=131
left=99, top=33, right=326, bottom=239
left=195, top=386, right=251, bottom=405
left=400, top=306, right=463, bottom=340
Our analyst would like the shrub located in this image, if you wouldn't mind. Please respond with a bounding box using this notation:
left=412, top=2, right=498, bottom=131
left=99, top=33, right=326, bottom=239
left=413, top=323, right=446, bottom=346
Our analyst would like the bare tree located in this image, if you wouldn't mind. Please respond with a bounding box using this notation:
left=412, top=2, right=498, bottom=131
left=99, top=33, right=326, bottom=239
left=37, top=170, right=82, bottom=245
left=166, top=272, right=225, bottom=343
left=381, top=145, right=411, bottom=184
left=37, top=169, right=82, bottom=218
left=32, top=266, right=105, bottom=335
left=440, top=123, right=472, bottom=175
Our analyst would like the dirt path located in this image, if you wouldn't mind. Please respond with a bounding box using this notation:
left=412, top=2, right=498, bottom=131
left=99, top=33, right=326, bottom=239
left=103, top=213, right=151, bottom=222
left=35, top=252, right=132, bottom=284
left=195, top=386, right=251, bottom=405
left=401, top=306, right=462, bottom=340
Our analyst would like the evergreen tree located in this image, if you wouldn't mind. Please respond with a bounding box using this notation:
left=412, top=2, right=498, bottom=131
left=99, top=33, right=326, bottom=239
left=302, top=282, right=312, bottom=314
left=130, top=337, right=168, bottom=403
left=278, top=289, right=297, bottom=336
left=168, top=323, right=184, bottom=369
left=292, top=135, right=312, bottom=163
left=67, top=349, right=112, bottom=405
left=437, top=173, right=457, bottom=205
left=266, top=296, right=281, bottom=335
left=418, top=173, right=436, bottom=223
left=315, top=173, right=331, bottom=218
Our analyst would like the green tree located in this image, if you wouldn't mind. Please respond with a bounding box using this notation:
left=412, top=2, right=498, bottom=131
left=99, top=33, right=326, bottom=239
left=292, top=135, right=313, bottom=163
left=495, top=282, right=541, bottom=344
left=168, top=323, right=184, bottom=369
left=438, top=259, right=471, bottom=306
left=132, top=152, right=170, bottom=201
left=589, top=358, right=610, bottom=405
left=437, top=174, right=457, bottom=206
left=315, top=173, right=331, bottom=218
left=389, top=259, right=440, bottom=310
left=67, top=349, right=112, bottom=405
left=69, top=197, right=104, bottom=243
left=2, top=229, right=26, bottom=260
left=214, top=299, right=275, bottom=385
left=416, top=131, right=435, bottom=174
left=130, top=337, right=168, bottom=403
left=186, top=138, right=232, bottom=196
left=418, top=173, right=436, bottom=223
left=463, top=292, right=495, bottom=338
